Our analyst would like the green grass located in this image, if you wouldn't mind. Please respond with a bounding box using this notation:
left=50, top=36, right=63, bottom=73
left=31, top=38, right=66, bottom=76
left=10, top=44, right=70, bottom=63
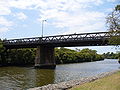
left=70, top=71, right=120, bottom=90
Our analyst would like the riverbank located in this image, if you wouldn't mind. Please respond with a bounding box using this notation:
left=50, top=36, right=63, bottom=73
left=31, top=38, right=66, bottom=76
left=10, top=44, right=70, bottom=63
left=70, top=70, right=120, bottom=90
left=28, top=70, right=120, bottom=90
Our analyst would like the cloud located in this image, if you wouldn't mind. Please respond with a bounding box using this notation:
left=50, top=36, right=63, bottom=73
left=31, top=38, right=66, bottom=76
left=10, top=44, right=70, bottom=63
left=35, top=0, right=107, bottom=34
left=0, top=17, right=13, bottom=27
left=75, top=0, right=104, bottom=5
left=38, top=0, right=106, bottom=34
left=14, top=12, right=27, bottom=20
left=64, top=22, right=106, bottom=34
left=0, top=17, right=13, bottom=33
left=107, top=0, right=117, bottom=2
left=0, top=7, right=11, bottom=15
left=0, top=1, right=11, bottom=15
left=0, top=27, right=9, bottom=33
left=0, top=0, right=118, bottom=34
left=52, top=11, right=105, bottom=27
left=8, top=0, right=46, bottom=9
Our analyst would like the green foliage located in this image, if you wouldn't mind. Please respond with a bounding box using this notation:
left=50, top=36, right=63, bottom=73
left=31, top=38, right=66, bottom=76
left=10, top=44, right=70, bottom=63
left=107, top=5, right=120, bottom=45
left=115, top=5, right=120, bottom=11
left=108, top=31, right=120, bottom=45
left=103, top=52, right=120, bottom=59
left=0, top=39, right=104, bottom=66
left=55, top=48, right=77, bottom=64
left=7, top=49, right=36, bottom=66
left=0, top=40, right=7, bottom=65
left=0, top=39, right=36, bottom=66
left=0, top=40, right=2, bottom=64
left=107, top=5, right=120, bottom=31
left=0, top=39, right=4, bottom=52
left=55, top=48, right=103, bottom=64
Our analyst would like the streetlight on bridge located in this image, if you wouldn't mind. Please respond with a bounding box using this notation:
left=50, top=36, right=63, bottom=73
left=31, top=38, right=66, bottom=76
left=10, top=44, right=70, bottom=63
left=41, top=20, right=47, bottom=37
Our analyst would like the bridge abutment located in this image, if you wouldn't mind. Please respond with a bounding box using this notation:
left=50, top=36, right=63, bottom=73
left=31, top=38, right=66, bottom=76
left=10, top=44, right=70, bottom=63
left=35, top=46, right=56, bottom=69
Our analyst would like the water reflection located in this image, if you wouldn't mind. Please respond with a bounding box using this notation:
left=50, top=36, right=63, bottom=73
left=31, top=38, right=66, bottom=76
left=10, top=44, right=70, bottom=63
left=0, top=67, right=55, bottom=90
left=32, top=69, right=55, bottom=87
left=0, top=59, right=119, bottom=90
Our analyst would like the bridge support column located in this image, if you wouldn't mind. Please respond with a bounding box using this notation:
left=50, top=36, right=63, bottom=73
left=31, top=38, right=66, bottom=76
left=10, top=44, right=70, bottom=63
left=35, top=46, right=56, bottom=69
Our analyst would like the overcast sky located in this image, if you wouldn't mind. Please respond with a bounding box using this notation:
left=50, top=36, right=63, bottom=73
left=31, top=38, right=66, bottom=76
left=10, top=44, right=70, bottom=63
left=0, top=0, right=119, bottom=53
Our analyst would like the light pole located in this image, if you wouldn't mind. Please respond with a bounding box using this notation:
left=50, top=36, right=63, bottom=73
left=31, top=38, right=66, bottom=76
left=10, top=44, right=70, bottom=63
left=41, top=20, right=46, bottom=37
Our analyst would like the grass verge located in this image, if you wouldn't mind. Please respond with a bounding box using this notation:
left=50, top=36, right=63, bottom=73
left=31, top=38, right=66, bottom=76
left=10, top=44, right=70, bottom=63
left=70, top=71, right=120, bottom=90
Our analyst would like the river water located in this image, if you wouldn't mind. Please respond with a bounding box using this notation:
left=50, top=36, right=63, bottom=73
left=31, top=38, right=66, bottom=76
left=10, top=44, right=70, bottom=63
left=0, top=59, right=119, bottom=90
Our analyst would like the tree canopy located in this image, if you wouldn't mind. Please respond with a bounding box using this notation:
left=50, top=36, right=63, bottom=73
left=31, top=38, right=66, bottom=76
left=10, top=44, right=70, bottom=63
left=107, top=5, right=120, bottom=31
left=107, top=5, right=120, bottom=45
left=55, top=48, right=103, bottom=64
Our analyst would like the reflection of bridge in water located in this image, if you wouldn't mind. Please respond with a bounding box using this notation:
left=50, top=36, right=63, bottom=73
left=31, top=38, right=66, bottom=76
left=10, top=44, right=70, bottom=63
left=3, top=31, right=120, bottom=69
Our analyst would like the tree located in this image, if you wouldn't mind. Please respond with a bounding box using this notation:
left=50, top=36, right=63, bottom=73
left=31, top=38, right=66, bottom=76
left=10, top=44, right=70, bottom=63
left=0, top=39, right=4, bottom=52
left=107, top=5, right=120, bottom=31
left=107, top=5, right=120, bottom=45
left=107, top=5, right=120, bottom=62
left=0, top=39, right=7, bottom=65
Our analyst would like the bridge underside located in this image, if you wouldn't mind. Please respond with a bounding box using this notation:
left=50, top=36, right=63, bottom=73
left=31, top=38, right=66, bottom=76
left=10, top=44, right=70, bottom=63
left=4, top=39, right=109, bottom=49
left=4, top=40, right=109, bottom=69
left=4, top=31, right=118, bottom=69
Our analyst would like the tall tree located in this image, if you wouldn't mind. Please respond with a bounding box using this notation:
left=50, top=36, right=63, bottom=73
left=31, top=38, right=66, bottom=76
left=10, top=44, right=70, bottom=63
left=107, top=5, right=120, bottom=31
left=107, top=5, right=120, bottom=45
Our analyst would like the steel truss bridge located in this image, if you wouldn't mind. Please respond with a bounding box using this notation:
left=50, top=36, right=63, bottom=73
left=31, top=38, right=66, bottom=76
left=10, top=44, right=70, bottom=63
left=3, top=31, right=120, bottom=69
left=3, top=31, right=119, bottom=49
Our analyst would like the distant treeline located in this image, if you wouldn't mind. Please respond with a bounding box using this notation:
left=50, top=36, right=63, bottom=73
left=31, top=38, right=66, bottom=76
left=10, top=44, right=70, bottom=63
left=0, top=39, right=119, bottom=66
left=103, top=52, right=120, bottom=59
left=55, top=48, right=103, bottom=64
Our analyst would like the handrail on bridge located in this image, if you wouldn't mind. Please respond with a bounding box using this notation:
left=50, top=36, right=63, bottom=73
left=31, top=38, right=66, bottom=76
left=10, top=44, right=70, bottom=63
left=4, top=31, right=108, bottom=40
left=3, top=31, right=119, bottom=45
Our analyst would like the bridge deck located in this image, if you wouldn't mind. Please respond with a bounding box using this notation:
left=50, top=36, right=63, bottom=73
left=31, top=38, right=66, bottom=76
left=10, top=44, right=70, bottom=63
left=3, top=32, right=119, bottom=49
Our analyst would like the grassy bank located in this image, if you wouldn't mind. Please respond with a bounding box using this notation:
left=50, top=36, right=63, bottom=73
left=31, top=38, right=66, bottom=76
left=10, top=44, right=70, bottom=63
left=70, top=71, right=120, bottom=90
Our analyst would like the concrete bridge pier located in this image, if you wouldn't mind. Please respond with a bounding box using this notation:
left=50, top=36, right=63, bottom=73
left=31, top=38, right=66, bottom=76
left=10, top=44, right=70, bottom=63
left=35, top=46, right=56, bottom=69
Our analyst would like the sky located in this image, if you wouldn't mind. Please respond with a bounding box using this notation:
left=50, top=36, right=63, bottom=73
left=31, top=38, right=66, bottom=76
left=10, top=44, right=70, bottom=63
left=0, top=0, right=119, bottom=54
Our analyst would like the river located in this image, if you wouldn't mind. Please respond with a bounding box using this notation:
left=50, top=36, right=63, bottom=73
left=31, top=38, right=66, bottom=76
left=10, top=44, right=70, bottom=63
left=0, top=59, right=119, bottom=90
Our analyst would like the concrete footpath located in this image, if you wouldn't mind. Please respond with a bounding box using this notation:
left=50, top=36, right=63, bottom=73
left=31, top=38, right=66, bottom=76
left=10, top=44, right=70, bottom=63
left=28, top=70, right=120, bottom=90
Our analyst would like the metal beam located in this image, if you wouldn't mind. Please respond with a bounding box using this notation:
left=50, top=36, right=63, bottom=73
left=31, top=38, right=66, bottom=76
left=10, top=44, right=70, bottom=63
left=3, top=31, right=119, bottom=49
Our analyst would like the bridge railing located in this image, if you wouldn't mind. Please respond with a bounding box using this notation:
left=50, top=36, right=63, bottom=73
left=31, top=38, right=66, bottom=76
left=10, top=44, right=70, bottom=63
left=3, top=31, right=119, bottom=45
